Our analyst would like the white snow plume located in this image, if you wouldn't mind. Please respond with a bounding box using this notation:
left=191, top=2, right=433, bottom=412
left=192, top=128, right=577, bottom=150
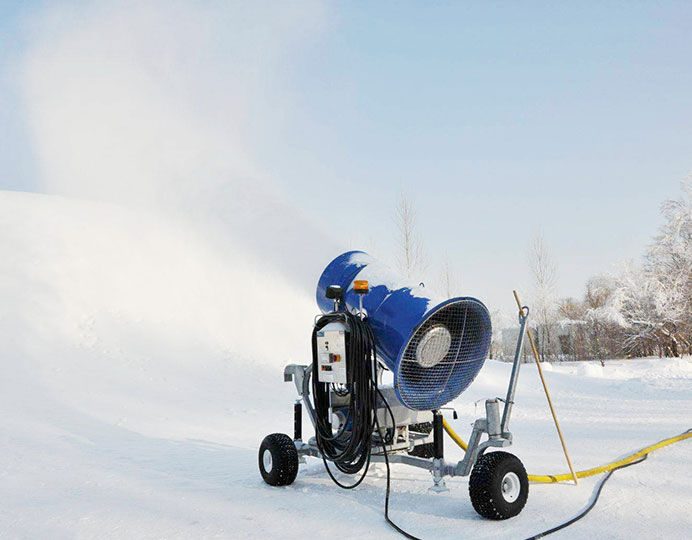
left=6, top=0, right=353, bottom=452
left=19, top=0, right=336, bottom=288
left=0, top=190, right=313, bottom=436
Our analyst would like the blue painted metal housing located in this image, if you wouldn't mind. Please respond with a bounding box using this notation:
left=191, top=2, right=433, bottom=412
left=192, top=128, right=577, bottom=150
left=316, top=251, right=492, bottom=411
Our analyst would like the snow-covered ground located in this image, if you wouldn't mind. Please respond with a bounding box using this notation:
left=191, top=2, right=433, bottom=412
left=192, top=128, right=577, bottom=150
left=1, top=191, right=691, bottom=539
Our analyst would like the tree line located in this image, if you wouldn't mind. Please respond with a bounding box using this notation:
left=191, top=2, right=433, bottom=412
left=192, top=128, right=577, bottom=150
left=391, top=176, right=691, bottom=363
left=528, top=177, right=692, bottom=363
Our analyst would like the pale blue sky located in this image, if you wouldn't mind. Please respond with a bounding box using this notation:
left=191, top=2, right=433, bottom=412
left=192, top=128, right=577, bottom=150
left=1, top=2, right=691, bottom=314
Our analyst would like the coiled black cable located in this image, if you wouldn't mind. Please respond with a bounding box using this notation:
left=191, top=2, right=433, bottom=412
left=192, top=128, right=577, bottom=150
left=312, top=311, right=380, bottom=488
left=311, top=310, right=419, bottom=536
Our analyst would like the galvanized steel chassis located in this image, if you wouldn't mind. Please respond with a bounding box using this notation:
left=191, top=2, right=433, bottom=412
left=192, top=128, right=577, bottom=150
left=283, top=306, right=529, bottom=490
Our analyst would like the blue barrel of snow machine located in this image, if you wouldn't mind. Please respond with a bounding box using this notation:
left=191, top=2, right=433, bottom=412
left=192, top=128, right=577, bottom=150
left=316, top=251, right=492, bottom=411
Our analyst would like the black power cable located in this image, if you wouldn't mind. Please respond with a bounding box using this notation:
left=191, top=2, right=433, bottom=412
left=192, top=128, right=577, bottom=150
left=377, top=437, right=652, bottom=540
left=374, top=406, right=425, bottom=540
left=525, top=429, right=690, bottom=538
left=524, top=454, right=649, bottom=540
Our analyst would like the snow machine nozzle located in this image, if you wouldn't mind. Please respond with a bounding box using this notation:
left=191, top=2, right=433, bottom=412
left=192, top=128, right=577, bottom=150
left=316, top=250, right=492, bottom=411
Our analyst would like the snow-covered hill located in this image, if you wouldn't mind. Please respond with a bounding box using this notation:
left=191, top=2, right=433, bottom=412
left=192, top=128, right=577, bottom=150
left=1, top=190, right=691, bottom=539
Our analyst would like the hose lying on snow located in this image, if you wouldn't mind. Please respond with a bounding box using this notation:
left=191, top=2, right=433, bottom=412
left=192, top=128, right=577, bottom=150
left=442, top=421, right=692, bottom=539
left=442, top=419, right=692, bottom=483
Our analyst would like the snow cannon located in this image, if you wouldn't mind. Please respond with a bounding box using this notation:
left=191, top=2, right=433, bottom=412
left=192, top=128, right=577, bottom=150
left=260, top=249, right=533, bottom=528
left=316, top=251, right=492, bottom=411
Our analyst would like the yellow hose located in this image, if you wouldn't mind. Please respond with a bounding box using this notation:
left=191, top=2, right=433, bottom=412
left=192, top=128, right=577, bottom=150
left=441, top=418, right=692, bottom=484
left=442, top=418, right=468, bottom=451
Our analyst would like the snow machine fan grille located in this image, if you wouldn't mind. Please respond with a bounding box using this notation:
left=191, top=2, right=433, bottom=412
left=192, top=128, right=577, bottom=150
left=396, top=298, right=492, bottom=411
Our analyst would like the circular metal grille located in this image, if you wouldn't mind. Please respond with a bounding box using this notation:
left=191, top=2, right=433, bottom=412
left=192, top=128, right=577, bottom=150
left=396, top=298, right=491, bottom=410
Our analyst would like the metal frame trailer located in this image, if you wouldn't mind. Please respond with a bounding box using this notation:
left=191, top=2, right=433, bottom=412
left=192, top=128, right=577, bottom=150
left=283, top=306, right=530, bottom=494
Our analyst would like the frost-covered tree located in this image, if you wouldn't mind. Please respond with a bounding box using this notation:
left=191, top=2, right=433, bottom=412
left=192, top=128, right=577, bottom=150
left=553, top=174, right=692, bottom=361
left=583, top=274, right=628, bottom=364
left=611, top=263, right=663, bottom=357
left=643, top=175, right=692, bottom=356
left=609, top=176, right=692, bottom=358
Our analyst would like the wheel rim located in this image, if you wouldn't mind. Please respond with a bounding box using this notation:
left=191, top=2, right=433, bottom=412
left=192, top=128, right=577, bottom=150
left=501, top=472, right=521, bottom=503
left=262, top=449, right=273, bottom=473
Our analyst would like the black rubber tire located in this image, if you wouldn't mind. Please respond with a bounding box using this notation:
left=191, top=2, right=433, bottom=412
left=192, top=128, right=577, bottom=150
left=258, top=433, right=299, bottom=486
left=408, top=422, right=434, bottom=458
left=469, top=451, right=529, bottom=520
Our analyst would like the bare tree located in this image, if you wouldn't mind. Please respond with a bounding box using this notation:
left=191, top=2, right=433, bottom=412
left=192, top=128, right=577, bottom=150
left=528, top=231, right=558, bottom=361
left=558, top=297, right=584, bottom=321
left=438, top=256, right=458, bottom=298
left=394, top=190, right=427, bottom=280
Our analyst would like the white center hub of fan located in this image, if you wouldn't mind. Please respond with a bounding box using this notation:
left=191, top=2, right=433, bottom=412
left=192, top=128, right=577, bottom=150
left=501, top=472, right=520, bottom=503
left=415, top=325, right=452, bottom=368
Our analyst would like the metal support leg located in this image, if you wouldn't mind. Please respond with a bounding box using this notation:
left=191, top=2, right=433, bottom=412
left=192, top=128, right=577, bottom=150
left=284, top=364, right=317, bottom=430
left=294, top=400, right=307, bottom=463
left=433, top=411, right=444, bottom=459
left=294, top=401, right=302, bottom=441
left=430, top=411, right=449, bottom=492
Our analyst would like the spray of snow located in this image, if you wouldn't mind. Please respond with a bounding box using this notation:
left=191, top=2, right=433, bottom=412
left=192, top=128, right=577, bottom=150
left=5, top=1, right=342, bottom=437
left=19, top=0, right=337, bottom=289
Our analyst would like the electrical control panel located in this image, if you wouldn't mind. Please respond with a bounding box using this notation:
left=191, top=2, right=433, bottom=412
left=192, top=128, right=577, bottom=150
left=316, top=321, right=348, bottom=384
